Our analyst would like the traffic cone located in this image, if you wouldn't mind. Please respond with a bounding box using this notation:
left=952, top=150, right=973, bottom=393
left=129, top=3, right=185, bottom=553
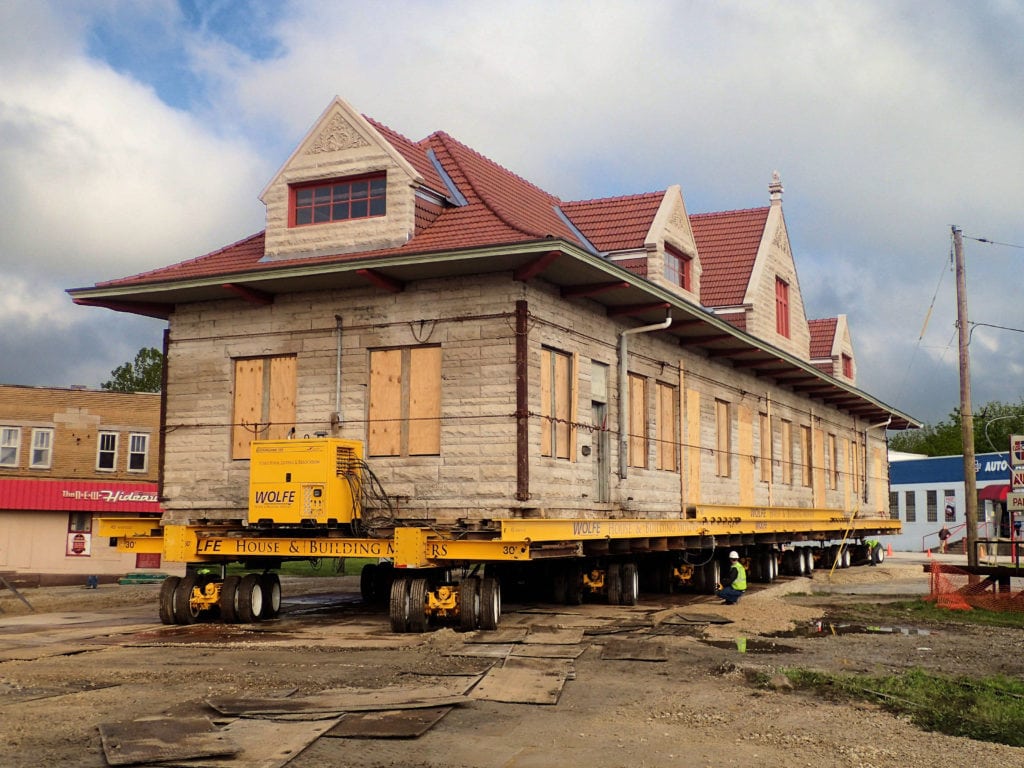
left=886, top=543, right=893, bottom=556
left=925, top=549, right=932, bottom=558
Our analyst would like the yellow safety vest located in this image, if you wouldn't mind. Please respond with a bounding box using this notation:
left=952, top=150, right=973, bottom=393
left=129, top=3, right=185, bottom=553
left=732, top=562, right=747, bottom=591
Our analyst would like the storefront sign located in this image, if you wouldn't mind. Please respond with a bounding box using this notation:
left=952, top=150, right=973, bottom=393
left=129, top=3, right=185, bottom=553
left=1012, top=435, right=1024, bottom=467
left=0, top=478, right=160, bottom=513
left=1007, top=493, right=1024, bottom=513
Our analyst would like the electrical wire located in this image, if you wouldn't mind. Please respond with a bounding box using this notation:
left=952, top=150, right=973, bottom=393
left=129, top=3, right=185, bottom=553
left=963, top=235, right=1024, bottom=250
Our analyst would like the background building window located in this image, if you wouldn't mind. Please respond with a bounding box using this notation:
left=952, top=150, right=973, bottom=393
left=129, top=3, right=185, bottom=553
left=97, top=431, right=118, bottom=471
left=30, top=428, right=53, bottom=469
left=290, top=174, right=386, bottom=226
left=368, top=346, right=442, bottom=457
left=926, top=489, right=938, bottom=522
left=905, top=491, right=916, bottom=522
left=0, top=426, right=21, bottom=467
left=889, top=491, right=899, bottom=520
left=128, top=433, right=149, bottom=472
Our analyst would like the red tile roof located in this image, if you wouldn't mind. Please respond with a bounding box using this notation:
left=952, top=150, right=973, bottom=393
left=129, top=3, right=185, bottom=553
left=808, top=317, right=839, bottom=358
left=561, top=192, right=665, bottom=253
left=690, top=207, right=769, bottom=307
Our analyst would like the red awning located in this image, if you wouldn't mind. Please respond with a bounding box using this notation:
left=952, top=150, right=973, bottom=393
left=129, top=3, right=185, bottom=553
left=978, top=484, right=1009, bottom=502
left=0, top=478, right=160, bottom=513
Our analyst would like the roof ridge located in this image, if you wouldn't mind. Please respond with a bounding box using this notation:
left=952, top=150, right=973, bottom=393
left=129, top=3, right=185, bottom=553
left=691, top=205, right=769, bottom=219
left=562, top=190, right=666, bottom=207
left=428, top=131, right=558, bottom=239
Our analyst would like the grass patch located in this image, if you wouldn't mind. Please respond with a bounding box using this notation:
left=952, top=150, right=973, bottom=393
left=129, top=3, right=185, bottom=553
left=777, top=667, right=1024, bottom=746
left=841, top=598, right=1024, bottom=629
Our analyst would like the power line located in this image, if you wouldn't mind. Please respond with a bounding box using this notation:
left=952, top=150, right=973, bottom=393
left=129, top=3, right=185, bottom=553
left=963, top=235, right=1024, bottom=250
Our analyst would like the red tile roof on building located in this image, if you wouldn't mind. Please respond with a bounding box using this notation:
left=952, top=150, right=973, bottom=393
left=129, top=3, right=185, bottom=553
left=690, top=207, right=769, bottom=307
left=561, top=192, right=665, bottom=253
left=808, top=317, right=839, bottom=359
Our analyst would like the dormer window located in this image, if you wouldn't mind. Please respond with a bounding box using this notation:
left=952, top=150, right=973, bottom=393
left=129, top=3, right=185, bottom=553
left=289, top=173, right=386, bottom=226
left=664, top=244, right=692, bottom=291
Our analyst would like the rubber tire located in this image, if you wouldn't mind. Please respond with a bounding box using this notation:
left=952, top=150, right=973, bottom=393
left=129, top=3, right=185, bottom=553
left=768, top=551, right=778, bottom=581
left=554, top=563, right=583, bottom=606
left=360, top=563, right=379, bottom=603
left=407, top=578, right=429, bottom=633
left=827, top=545, right=840, bottom=568
left=236, top=573, right=264, bottom=624
left=873, top=544, right=885, bottom=565
left=158, top=576, right=180, bottom=625
left=259, top=573, right=281, bottom=619
left=389, top=578, right=410, bottom=633
left=173, top=574, right=202, bottom=625
left=702, top=558, right=720, bottom=595
left=840, top=545, right=851, bottom=569
left=606, top=563, right=622, bottom=605
left=803, top=548, right=815, bottom=574
left=479, top=577, right=501, bottom=631
left=620, top=562, right=639, bottom=606
left=459, top=577, right=480, bottom=631
left=218, top=575, right=241, bottom=623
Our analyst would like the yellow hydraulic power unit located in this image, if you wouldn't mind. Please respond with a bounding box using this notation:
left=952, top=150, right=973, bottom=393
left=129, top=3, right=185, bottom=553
left=248, top=438, right=364, bottom=526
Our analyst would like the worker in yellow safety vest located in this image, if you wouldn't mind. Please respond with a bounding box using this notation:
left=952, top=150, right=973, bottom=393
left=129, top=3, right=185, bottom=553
left=716, top=551, right=747, bottom=605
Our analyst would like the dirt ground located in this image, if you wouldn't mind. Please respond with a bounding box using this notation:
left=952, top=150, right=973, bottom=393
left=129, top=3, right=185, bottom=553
left=1, top=555, right=1022, bottom=768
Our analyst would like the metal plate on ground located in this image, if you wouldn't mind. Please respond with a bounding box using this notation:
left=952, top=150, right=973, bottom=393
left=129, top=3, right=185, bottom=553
left=206, top=686, right=468, bottom=716
left=661, top=611, right=733, bottom=625
left=464, top=628, right=528, bottom=644
left=98, top=716, right=238, bottom=766
left=446, top=643, right=515, bottom=658
left=468, top=660, right=571, bottom=705
left=599, top=638, right=668, bottom=662
left=165, top=717, right=341, bottom=768
left=323, top=706, right=452, bottom=739
left=523, top=627, right=585, bottom=645
left=510, top=643, right=587, bottom=659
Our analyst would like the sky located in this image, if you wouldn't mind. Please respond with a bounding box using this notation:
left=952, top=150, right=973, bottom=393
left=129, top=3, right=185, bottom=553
left=0, top=0, right=1022, bottom=427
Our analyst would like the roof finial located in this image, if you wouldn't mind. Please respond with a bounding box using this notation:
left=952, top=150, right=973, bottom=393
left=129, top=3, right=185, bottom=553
left=769, top=171, right=783, bottom=204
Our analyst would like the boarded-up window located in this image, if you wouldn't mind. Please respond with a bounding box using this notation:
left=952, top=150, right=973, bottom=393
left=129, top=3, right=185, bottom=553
left=368, top=346, right=441, bottom=457
left=540, top=348, right=577, bottom=460
left=655, top=382, right=677, bottom=471
left=780, top=419, right=793, bottom=485
left=232, top=355, right=297, bottom=460
left=800, top=425, right=813, bottom=487
left=628, top=373, right=647, bottom=468
left=851, top=439, right=861, bottom=500
left=828, top=434, right=839, bottom=489
left=715, top=399, right=731, bottom=477
left=759, top=412, right=771, bottom=482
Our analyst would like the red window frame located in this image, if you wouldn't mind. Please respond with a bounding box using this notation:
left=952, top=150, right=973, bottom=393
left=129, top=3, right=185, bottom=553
left=775, top=277, right=790, bottom=338
left=664, top=245, right=692, bottom=291
left=841, top=353, right=853, bottom=378
left=289, top=173, right=386, bottom=227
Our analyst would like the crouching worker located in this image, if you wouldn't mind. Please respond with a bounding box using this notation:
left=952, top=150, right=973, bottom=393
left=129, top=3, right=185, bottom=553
left=716, top=551, right=747, bottom=605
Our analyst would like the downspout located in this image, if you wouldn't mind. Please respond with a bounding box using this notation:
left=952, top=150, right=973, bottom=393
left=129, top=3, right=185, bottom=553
left=618, top=313, right=673, bottom=479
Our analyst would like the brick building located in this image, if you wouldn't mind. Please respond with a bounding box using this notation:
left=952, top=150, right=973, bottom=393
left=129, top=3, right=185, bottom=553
left=0, top=384, right=167, bottom=585
left=69, top=96, right=917, bottom=535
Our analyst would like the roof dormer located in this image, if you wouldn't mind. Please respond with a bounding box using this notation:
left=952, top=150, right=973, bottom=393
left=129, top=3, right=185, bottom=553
left=259, top=97, right=427, bottom=261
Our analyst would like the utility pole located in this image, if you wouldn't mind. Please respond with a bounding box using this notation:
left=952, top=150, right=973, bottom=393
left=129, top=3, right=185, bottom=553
left=953, top=226, right=979, bottom=566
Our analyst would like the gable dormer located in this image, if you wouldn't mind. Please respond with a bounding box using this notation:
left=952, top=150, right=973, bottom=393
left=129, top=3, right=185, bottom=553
left=809, top=314, right=857, bottom=384
left=643, top=185, right=701, bottom=303
left=259, top=97, right=431, bottom=261
left=741, top=173, right=810, bottom=359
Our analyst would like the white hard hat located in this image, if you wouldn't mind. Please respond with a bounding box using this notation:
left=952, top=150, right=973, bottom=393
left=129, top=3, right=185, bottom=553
left=728, top=551, right=740, bottom=559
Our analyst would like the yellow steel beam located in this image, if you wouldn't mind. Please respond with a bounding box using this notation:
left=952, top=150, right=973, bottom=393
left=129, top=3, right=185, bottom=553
left=96, top=517, right=164, bottom=538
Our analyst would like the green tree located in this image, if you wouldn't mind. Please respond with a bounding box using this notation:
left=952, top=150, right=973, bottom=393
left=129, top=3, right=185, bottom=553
left=101, top=347, right=163, bottom=393
left=889, top=399, right=1024, bottom=456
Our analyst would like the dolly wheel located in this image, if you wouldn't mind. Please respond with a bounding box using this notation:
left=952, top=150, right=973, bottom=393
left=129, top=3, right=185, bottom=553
left=158, top=576, right=181, bottom=625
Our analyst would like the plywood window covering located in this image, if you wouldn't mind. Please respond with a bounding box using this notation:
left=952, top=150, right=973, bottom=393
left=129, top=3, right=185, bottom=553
left=368, top=346, right=442, bottom=457
left=655, top=382, right=678, bottom=471
left=828, top=433, right=839, bottom=489
left=775, top=277, right=790, bottom=338
left=628, top=373, right=648, bottom=468
left=851, top=439, right=861, bottom=499
left=759, top=412, right=771, bottom=482
left=800, top=425, right=813, bottom=487
left=715, top=399, right=731, bottom=477
left=780, top=419, right=793, bottom=485
left=232, top=355, right=297, bottom=460
left=842, top=354, right=853, bottom=378
left=540, top=348, right=578, bottom=460
left=664, top=245, right=692, bottom=291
